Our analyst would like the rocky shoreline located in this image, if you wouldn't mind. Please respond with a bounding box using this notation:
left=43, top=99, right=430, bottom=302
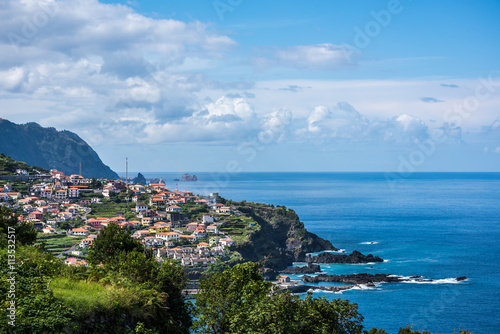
left=281, top=262, right=321, bottom=274
left=301, top=273, right=468, bottom=284
left=280, top=274, right=467, bottom=294
left=306, top=250, right=383, bottom=264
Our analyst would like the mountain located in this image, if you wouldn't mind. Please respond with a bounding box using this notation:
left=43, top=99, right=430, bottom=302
left=0, top=119, right=119, bottom=179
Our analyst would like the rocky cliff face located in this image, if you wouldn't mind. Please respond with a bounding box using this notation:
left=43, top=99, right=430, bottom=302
left=232, top=202, right=336, bottom=279
left=0, top=119, right=118, bottom=179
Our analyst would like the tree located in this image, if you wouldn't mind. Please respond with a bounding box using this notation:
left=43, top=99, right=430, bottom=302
left=193, top=262, right=271, bottom=334
left=0, top=205, right=36, bottom=247
left=87, top=223, right=143, bottom=266
left=133, top=172, right=146, bottom=185
left=192, top=262, right=364, bottom=334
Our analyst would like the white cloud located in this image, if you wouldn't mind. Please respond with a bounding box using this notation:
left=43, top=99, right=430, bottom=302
left=253, top=43, right=359, bottom=70
left=298, top=103, right=430, bottom=144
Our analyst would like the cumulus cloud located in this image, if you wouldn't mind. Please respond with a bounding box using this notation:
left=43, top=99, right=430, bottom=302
left=298, top=102, right=430, bottom=144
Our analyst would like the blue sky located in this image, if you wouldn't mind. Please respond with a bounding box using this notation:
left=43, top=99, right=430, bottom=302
left=0, top=0, right=499, bottom=173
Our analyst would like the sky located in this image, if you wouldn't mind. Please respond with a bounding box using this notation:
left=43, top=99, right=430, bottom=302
left=1, top=0, right=499, bottom=173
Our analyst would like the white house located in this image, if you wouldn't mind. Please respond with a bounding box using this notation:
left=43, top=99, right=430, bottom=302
left=136, top=203, right=148, bottom=212
left=166, top=205, right=182, bottom=212
left=206, top=225, right=219, bottom=234
left=155, top=232, right=180, bottom=241
left=69, top=228, right=89, bottom=236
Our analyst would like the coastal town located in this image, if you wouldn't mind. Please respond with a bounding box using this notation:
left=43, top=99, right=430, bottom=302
left=0, top=169, right=242, bottom=272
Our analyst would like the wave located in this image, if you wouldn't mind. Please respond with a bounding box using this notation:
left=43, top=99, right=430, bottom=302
left=402, top=277, right=468, bottom=284
left=389, top=275, right=468, bottom=284
left=360, top=241, right=379, bottom=245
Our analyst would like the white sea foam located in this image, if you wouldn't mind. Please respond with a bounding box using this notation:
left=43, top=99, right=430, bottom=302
left=360, top=241, right=379, bottom=245
left=402, top=277, right=467, bottom=284
left=308, top=288, right=337, bottom=294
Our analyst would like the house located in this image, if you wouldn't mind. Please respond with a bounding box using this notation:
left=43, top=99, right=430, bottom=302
left=220, top=238, right=234, bottom=247
left=128, top=220, right=141, bottom=227
left=42, top=226, right=56, bottom=234
left=206, top=225, right=219, bottom=234
left=141, top=217, right=153, bottom=226
left=7, top=192, right=21, bottom=200
left=79, top=237, right=94, bottom=248
left=91, top=197, right=101, bottom=204
left=149, top=224, right=170, bottom=233
left=202, top=214, right=214, bottom=224
left=197, top=242, right=210, bottom=249
left=69, top=228, right=89, bottom=236
left=193, top=226, right=207, bottom=238
left=136, top=203, right=148, bottom=212
left=141, top=236, right=164, bottom=248
left=54, top=190, right=67, bottom=200
left=132, top=230, right=151, bottom=239
left=212, top=203, right=224, bottom=211
left=27, top=211, right=43, bottom=221
left=40, top=188, right=53, bottom=199
left=166, top=205, right=182, bottom=212
left=186, top=222, right=198, bottom=232
left=217, top=206, right=232, bottom=214
left=180, top=234, right=197, bottom=242
left=64, top=257, right=78, bottom=265
left=155, top=232, right=180, bottom=241
left=68, top=260, right=88, bottom=267
left=279, top=275, right=291, bottom=283
left=68, top=187, right=80, bottom=198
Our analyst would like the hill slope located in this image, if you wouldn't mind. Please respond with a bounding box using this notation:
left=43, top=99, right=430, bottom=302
left=231, top=201, right=336, bottom=279
left=0, top=119, right=118, bottom=179
left=0, top=153, right=49, bottom=176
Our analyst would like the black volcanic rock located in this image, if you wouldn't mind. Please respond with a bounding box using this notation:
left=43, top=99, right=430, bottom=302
left=180, top=173, right=198, bottom=181
left=302, top=273, right=403, bottom=284
left=308, top=250, right=383, bottom=264
left=281, top=262, right=321, bottom=274
left=0, top=119, right=118, bottom=179
left=301, top=273, right=467, bottom=285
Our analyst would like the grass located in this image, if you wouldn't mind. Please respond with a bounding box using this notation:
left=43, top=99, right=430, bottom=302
left=50, top=278, right=111, bottom=313
left=37, top=233, right=86, bottom=253
left=50, top=278, right=160, bottom=321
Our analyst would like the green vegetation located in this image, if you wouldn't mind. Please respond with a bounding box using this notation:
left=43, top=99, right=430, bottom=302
left=0, top=153, right=49, bottom=176
left=36, top=233, right=86, bottom=254
left=0, top=205, right=37, bottom=248
left=194, top=262, right=364, bottom=334
left=0, top=201, right=475, bottom=334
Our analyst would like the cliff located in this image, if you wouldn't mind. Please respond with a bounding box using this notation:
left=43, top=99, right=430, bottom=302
left=231, top=201, right=336, bottom=279
left=0, top=119, right=118, bottom=179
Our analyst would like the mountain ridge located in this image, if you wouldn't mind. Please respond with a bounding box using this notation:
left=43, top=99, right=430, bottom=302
left=0, top=119, right=118, bottom=179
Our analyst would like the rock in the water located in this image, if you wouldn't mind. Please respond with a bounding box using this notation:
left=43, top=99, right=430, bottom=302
left=180, top=173, right=198, bottom=181
left=308, top=250, right=384, bottom=264
left=302, top=273, right=402, bottom=284
left=281, top=262, right=321, bottom=274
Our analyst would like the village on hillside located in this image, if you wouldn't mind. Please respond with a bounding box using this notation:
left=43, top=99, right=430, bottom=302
left=0, top=169, right=245, bottom=271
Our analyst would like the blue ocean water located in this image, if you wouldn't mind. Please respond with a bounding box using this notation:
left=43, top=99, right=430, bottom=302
left=141, top=172, right=500, bottom=334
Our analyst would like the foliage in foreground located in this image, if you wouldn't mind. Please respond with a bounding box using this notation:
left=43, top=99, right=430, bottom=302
left=193, top=262, right=364, bottom=334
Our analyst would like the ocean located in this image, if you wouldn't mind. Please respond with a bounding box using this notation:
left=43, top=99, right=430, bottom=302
left=140, top=172, right=500, bottom=334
